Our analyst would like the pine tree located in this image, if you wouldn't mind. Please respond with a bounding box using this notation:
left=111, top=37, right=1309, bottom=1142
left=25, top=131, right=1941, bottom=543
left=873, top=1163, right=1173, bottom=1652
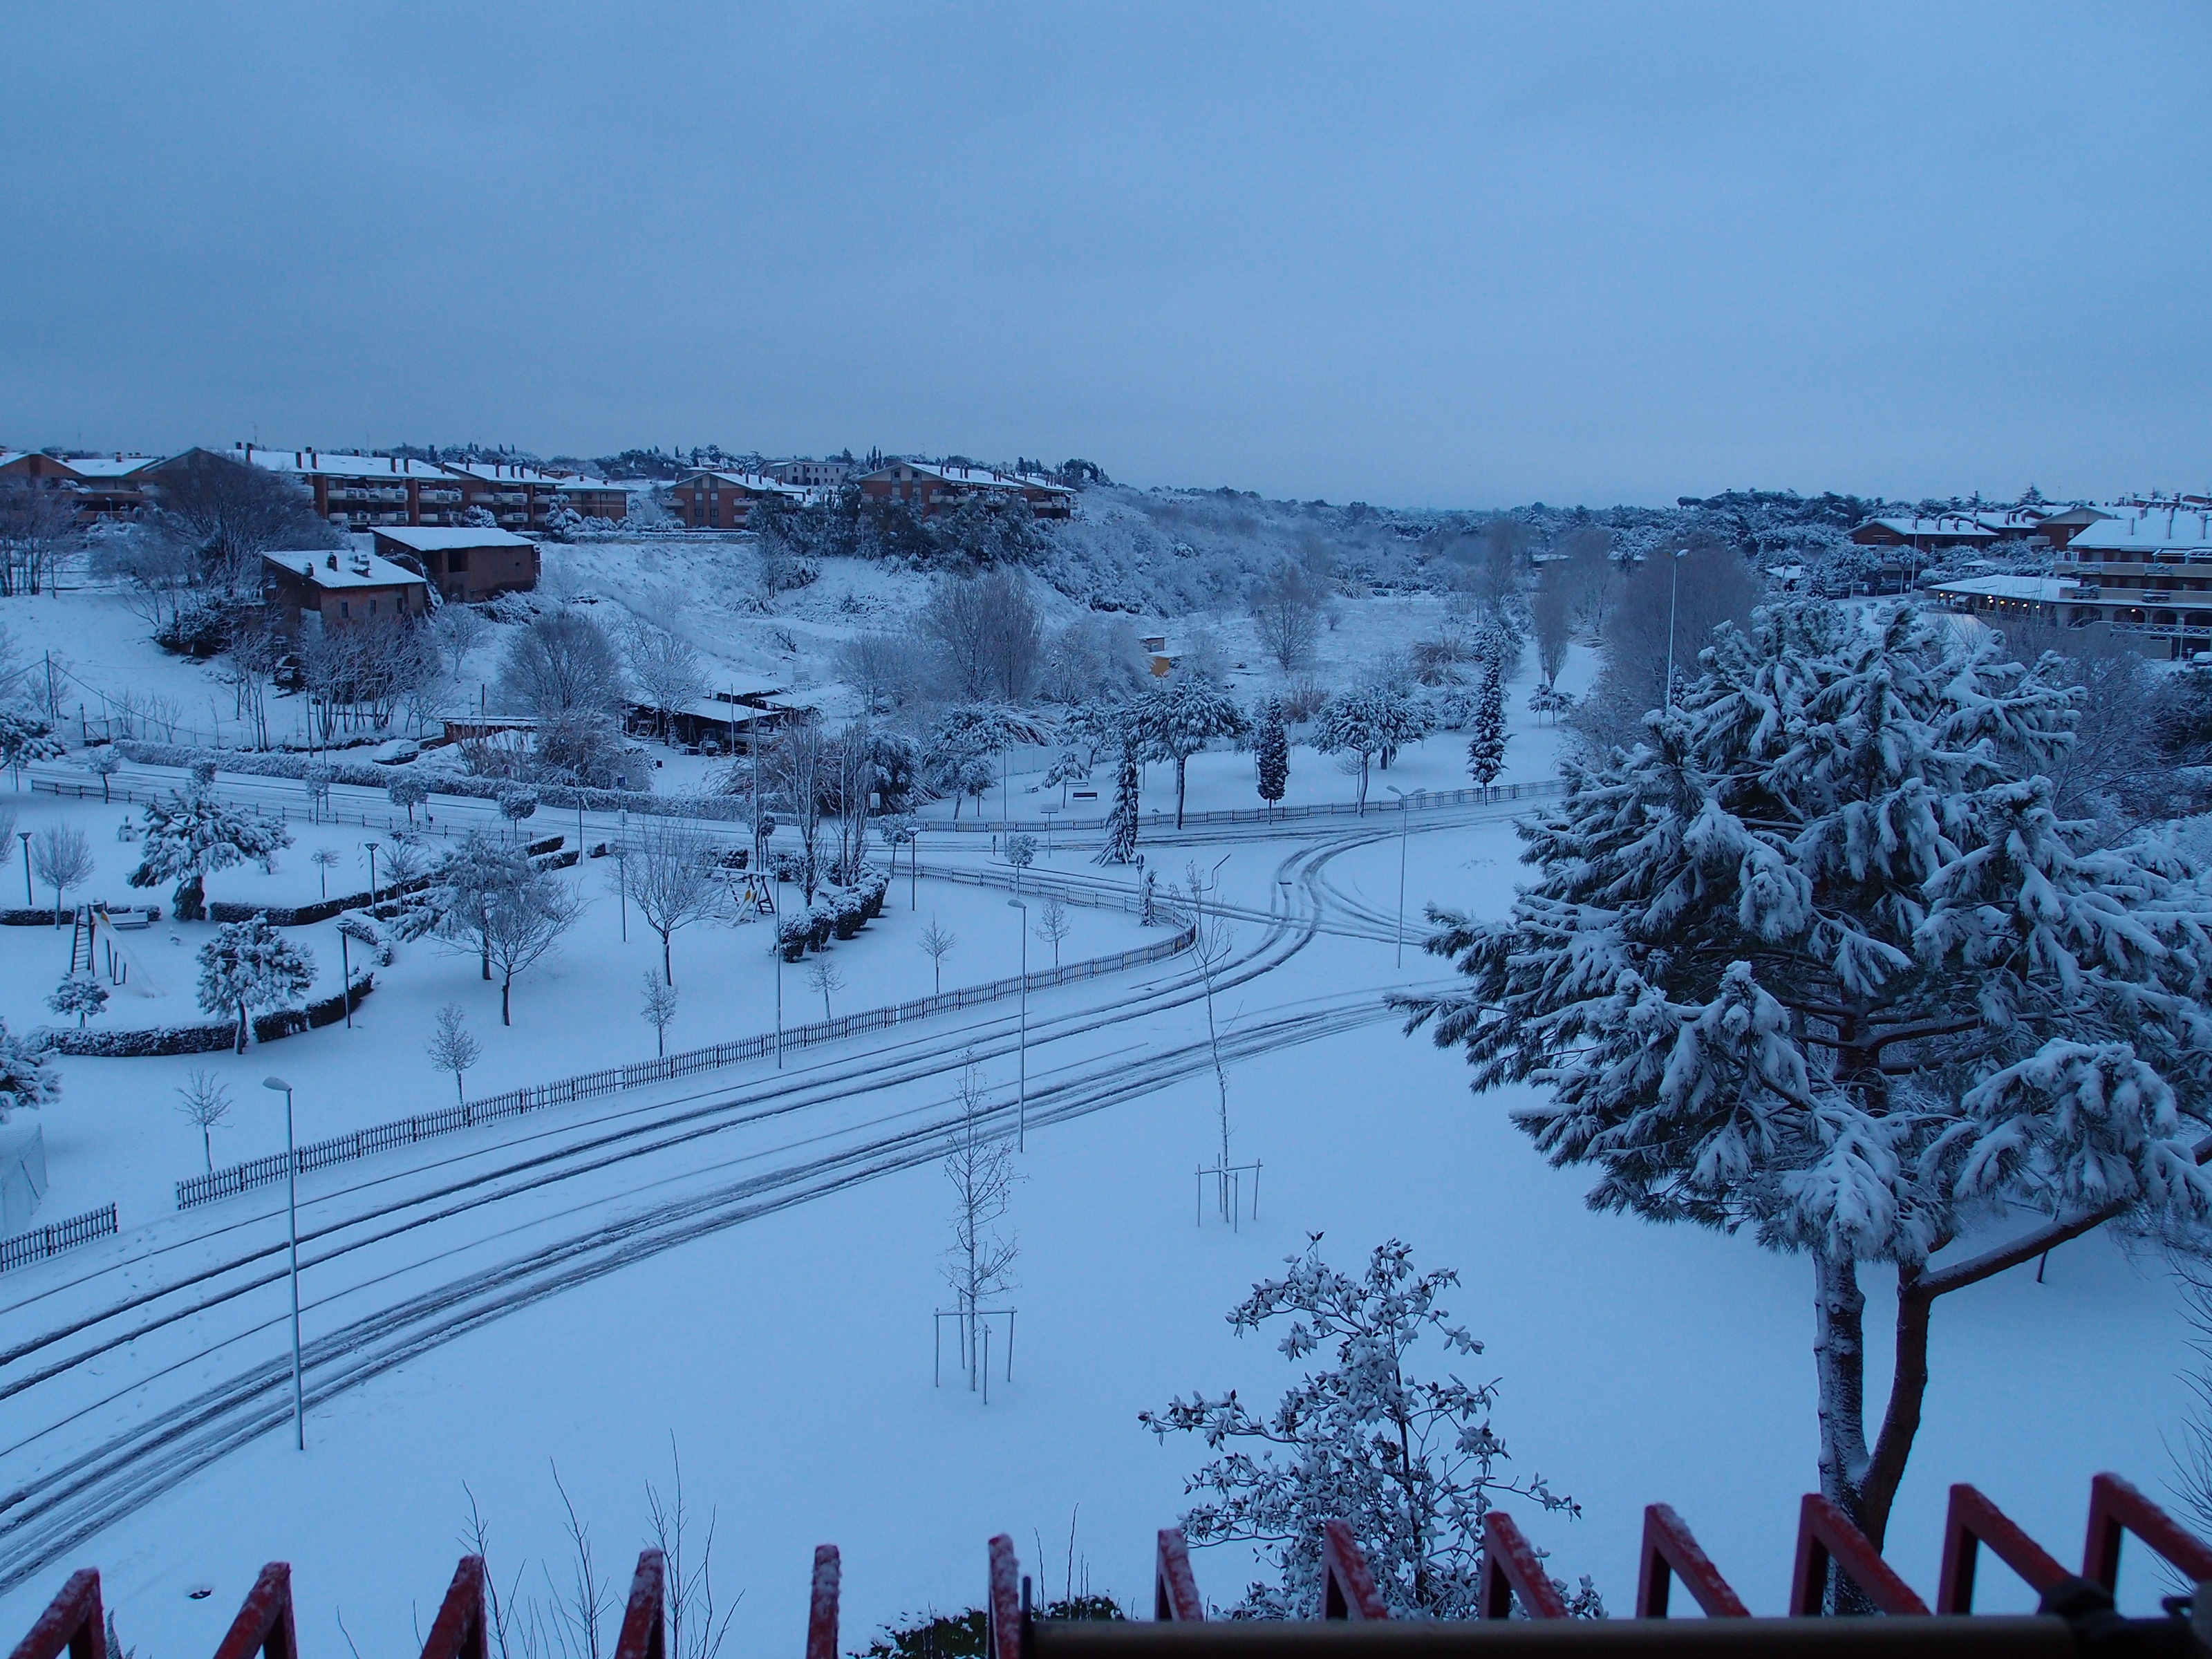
left=127, top=787, right=292, bottom=922
left=1403, top=601, right=2212, bottom=1565
left=196, top=915, right=315, bottom=1053
left=1136, top=681, right=1249, bottom=828
left=1096, top=744, right=1141, bottom=865
left=1465, top=657, right=1506, bottom=785
left=46, top=973, right=109, bottom=1029
left=0, top=1019, right=59, bottom=1122
left=1253, top=697, right=1289, bottom=816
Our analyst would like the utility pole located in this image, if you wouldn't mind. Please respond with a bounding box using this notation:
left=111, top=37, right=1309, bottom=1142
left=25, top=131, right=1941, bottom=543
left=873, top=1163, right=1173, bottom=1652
left=1007, top=897, right=1028, bottom=1150
left=1665, top=548, right=1689, bottom=710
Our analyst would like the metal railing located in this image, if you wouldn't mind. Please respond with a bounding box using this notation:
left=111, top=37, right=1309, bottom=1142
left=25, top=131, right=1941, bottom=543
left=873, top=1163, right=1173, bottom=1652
left=0, top=1202, right=118, bottom=1274
left=931, top=779, right=1566, bottom=834
left=176, top=919, right=1196, bottom=1210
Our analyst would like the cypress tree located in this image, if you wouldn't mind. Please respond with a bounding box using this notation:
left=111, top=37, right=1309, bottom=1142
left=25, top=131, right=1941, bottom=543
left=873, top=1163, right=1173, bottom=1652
left=1254, top=697, right=1289, bottom=816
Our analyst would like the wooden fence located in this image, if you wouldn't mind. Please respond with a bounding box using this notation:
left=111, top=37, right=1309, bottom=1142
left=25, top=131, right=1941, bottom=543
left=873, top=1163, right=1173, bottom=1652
left=930, top=778, right=1566, bottom=834
left=0, top=1203, right=118, bottom=1274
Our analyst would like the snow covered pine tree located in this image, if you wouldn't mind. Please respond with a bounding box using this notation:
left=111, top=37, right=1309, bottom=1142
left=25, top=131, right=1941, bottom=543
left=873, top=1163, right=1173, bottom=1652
left=128, top=786, right=292, bottom=921
left=1403, top=601, right=2212, bottom=1584
left=1465, top=657, right=1506, bottom=786
left=1097, top=743, right=1141, bottom=866
left=1253, top=695, right=1289, bottom=816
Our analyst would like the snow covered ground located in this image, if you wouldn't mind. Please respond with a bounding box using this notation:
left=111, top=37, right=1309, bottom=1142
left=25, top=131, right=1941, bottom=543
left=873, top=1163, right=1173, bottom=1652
left=0, top=570, right=2197, bottom=1653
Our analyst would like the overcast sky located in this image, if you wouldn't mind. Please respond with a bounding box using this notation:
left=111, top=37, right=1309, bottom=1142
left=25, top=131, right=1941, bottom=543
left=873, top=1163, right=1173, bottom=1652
left=1, top=4, right=2204, bottom=507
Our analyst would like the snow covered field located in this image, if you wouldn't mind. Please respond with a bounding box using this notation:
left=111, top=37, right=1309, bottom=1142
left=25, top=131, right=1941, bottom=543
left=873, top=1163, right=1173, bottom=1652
left=0, top=567, right=2197, bottom=1653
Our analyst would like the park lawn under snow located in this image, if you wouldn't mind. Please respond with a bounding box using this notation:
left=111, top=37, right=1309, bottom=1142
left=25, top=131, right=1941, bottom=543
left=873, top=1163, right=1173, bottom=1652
left=0, top=819, right=2188, bottom=1659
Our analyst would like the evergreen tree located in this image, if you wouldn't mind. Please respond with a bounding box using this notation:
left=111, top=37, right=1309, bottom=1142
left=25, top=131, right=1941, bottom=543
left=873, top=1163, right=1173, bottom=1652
left=0, top=1019, right=58, bottom=1122
left=1312, top=684, right=1425, bottom=814
left=46, top=973, right=109, bottom=1029
left=1403, top=601, right=2212, bottom=1567
left=1465, top=657, right=1506, bottom=785
left=1253, top=697, right=1289, bottom=816
left=1096, top=744, right=1141, bottom=865
left=196, top=914, right=315, bottom=1053
left=1136, top=680, right=1249, bottom=830
left=127, top=787, right=292, bottom=921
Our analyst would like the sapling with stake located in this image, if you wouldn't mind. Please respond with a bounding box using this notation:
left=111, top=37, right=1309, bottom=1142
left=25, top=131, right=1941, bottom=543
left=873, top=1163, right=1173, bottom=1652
left=942, top=1060, right=1019, bottom=1393
left=30, top=825, right=93, bottom=926
left=174, top=1069, right=233, bottom=1172
left=1034, top=896, right=1071, bottom=969
left=918, top=916, right=955, bottom=995
left=805, top=957, right=844, bottom=1020
left=639, top=973, right=679, bottom=1057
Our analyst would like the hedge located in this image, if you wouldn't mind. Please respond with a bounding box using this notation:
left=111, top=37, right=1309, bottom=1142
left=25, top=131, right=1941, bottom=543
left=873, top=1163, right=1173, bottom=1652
left=114, top=741, right=760, bottom=822
left=33, top=973, right=375, bottom=1056
left=205, top=834, right=563, bottom=926
left=0, top=903, right=159, bottom=927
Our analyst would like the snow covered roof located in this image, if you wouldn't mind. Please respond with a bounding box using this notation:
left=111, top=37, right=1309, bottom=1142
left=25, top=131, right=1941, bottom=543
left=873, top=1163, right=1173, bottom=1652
left=439, top=460, right=565, bottom=485
left=554, top=478, right=623, bottom=494
left=1927, top=574, right=2068, bottom=603
left=2065, top=513, right=2212, bottom=555
left=57, top=455, right=158, bottom=479
left=675, top=470, right=806, bottom=496
left=1857, top=516, right=1996, bottom=541
left=373, top=526, right=536, bottom=552
left=236, top=447, right=455, bottom=481
left=265, top=547, right=430, bottom=591
left=855, top=460, right=1071, bottom=495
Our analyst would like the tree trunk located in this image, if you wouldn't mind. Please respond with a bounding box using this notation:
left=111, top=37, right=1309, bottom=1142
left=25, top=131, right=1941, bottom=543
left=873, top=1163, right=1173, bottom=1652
left=662, top=934, right=673, bottom=986
left=1813, top=1252, right=1876, bottom=1612
left=1176, top=756, right=1188, bottom=830
left=501, top=973, right=512, bottom=1025
left=1860, top=1270, right=1935, bottom=1548
left=235, top=1001, right=250, bottom=1055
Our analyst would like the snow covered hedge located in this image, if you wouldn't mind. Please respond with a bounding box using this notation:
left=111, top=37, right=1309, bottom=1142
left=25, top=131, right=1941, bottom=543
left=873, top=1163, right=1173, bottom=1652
left=115, top=742, right=761, bottom=822
left=32, top=972, right=375, bottom=1056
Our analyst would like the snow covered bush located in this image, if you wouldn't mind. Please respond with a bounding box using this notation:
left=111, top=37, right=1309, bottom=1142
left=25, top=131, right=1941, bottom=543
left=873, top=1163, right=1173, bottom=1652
left=1404, top=600, right=2212, bottom=1572
left=1141, top=1239, right=1595, bottom=1619
left=0, top=1020, right=59, bottom=1121
left=46, top=973, right=109, bottom=1029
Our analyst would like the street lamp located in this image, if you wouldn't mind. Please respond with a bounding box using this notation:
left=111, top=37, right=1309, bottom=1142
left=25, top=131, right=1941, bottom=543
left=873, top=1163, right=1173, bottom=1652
left=1007, top=897, right=1028, bottom=1151
left=1384, top=786, right=1425, bottom=968
left=261, top=1076, right=305, bottom=1452
left=16, top=830, right=29, bottom=906
left=774, top=936, right=784, bottom=1069
left=361, top=841, right=379, bottom=907
left=1665, top=547, right=1689, bottom=711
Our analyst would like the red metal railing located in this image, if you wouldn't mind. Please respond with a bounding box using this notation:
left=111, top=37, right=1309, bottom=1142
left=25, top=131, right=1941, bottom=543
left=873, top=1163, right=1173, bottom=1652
left=612, top=1550, right=665, bottom=1659
left=1478, top=1510, right=1567, bottom=1620
left=1634, top=1503, right=1749, bottom=1618
left=1154, top=1529, right=1205, bottom=1623
left=418, top=1555, right=488, bottom=1659
left=2083, top=1472, right=2212, bottom=1594
left=1790, top=1495, right=1929, bottom=1616
left=1321, top=1520, right=1390, bottom=1621
left=9, top=1568, right=103, bottom=1659
left=807, top=1545, right=841, bottom=1659
left=987, top=1535, right=1022, bottom=1659
left=210, top=1563, right=297, bottom=1659
left=1936, top=1485, right=2070, bottom=1615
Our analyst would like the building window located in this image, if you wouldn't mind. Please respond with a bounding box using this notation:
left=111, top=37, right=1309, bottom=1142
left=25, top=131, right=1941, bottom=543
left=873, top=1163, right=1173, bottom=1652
left=339, top=601, right=350, bottom=619
left=450, top=550, right=469, bottom=572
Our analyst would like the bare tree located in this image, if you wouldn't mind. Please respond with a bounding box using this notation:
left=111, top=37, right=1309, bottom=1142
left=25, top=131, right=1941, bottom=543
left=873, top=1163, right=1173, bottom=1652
left=480, top=869, right=586, bottom=1024
left=1574, top=543, right=1763, bottom=752
left=175, top=1069, right=233, bottom=1172
left=1530, top=560, right=1573, bottom=690
left=1554, top=525, right=1617, bottom=635
left=30, top=825, right=94, bottom=925
left=1033, top=896, right=1071, bottom=968
left=805, top=957, right=844, bottom=1020
left=1247, top=561, right=1325, bottom=675
left=639, top=973, right=679, bottom=1056
left=143, top=449, right=337, bottom=592
left=427, top=1003, right=481, bottom=1103
left=942, top=1060, right=1019, bottom=1392
left=624, top=616, right=706, bottom=740
left=0, top=480, right=81, bottom=597
left=94, top=523, right=200, bottom=631
left=776, top=710, right=827, bottom=899
left=626, top=821, right=732, bottom=984
left=500, top=609, right=626, bottom=725
left=919, top=567, right=1044, bottom=701
left=919, top=916, right=956, bottom=994
left=429, top=603, right=490, bottom=683
left=1184, top=863, right=1237, bottom=1181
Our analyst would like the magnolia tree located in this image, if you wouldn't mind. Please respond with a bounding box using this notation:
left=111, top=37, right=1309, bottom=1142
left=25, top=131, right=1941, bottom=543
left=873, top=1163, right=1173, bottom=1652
left=1403, top=601, right=2212, bottom=1576
left=1141, top=1240, right=1594, bottom=1618
left=128, top=788, right=292, bottom=921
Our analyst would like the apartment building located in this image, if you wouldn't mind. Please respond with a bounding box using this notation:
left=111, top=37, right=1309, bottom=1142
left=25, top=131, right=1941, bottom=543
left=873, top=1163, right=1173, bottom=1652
left=762, top=457, right=854, bottom=488
left=852, top=460, right=1074, bottom=519
left=232, top=447, right=471, bottom=528
left=262, top=547, right=431, bottom=630
left=0, top=452, right=161, bottom=521
left=556, top=479, right=629, bottom=521
left=666, top=471, right=804, bottom=529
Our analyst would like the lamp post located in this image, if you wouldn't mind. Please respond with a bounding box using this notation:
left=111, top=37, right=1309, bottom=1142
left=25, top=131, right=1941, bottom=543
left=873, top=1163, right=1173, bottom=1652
left=1007, top=897, right=1028, bottom=1151
left=1665, top=547, right=1689, bottom=711
left=261, top=1076, right=304, bottom=1452
left=361, top=841, right=379, bottom=907
left=17, top=831, right=30, bottom=906
left=774, top=938, right=784, bottom=1069
left=1383, top=785, right=1423, bottom=967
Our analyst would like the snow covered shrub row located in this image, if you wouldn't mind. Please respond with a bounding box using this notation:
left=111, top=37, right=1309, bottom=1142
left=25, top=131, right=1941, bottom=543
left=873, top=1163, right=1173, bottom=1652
left=775, top=865, right=889, bottom=960
left=0, top=903, right=156, bottom=927
left=32, top=973, right=376, bottom=1056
